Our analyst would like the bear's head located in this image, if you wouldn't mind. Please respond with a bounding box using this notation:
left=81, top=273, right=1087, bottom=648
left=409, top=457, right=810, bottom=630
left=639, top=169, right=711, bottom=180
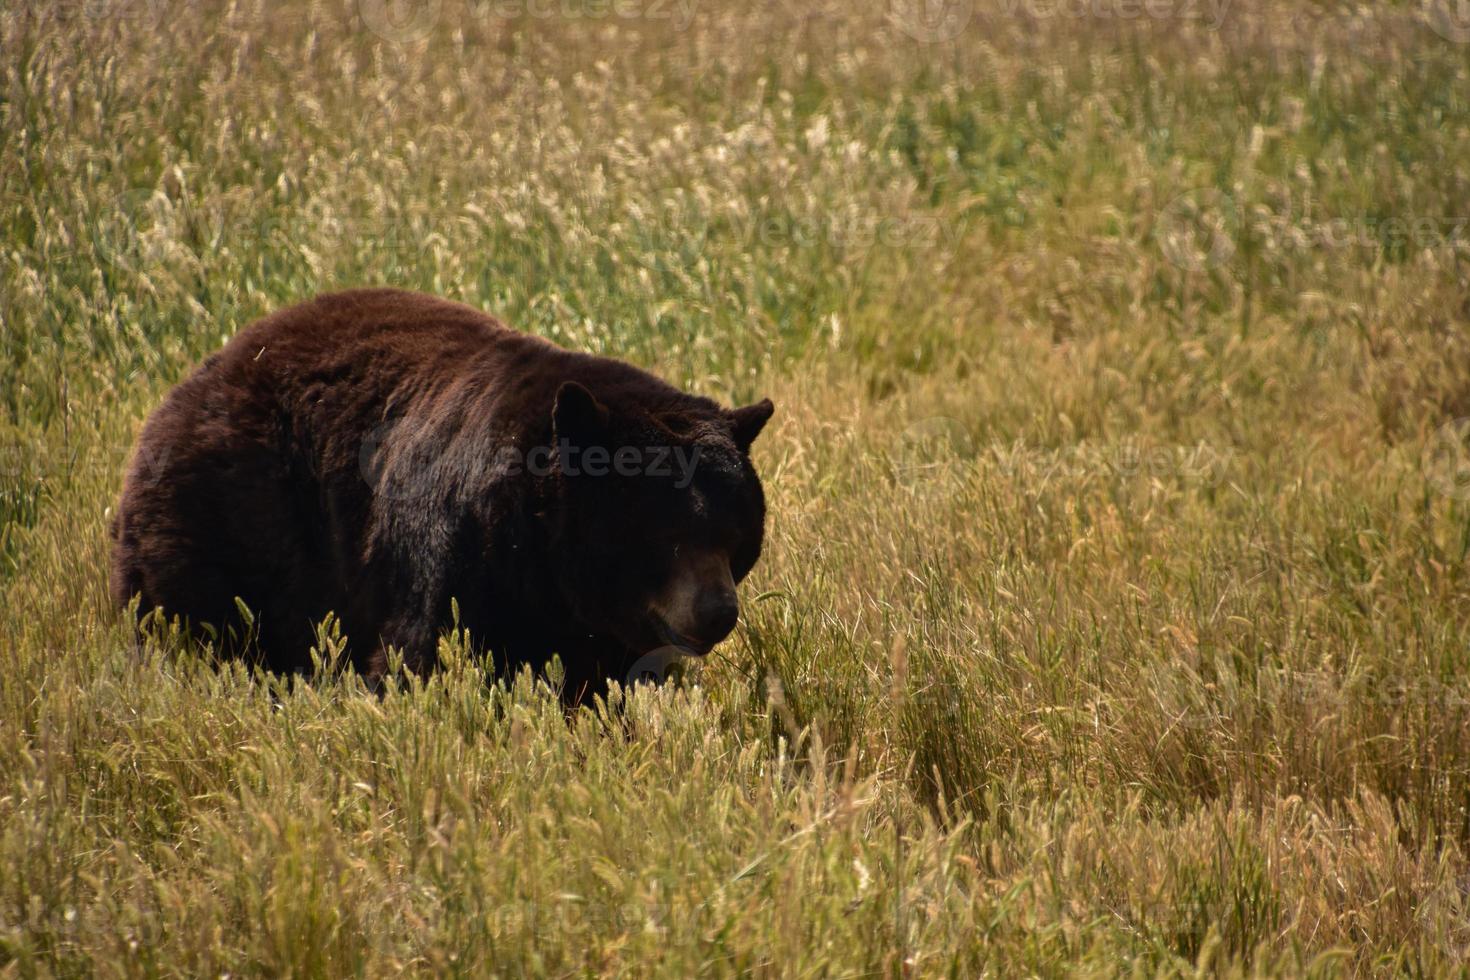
left=546, top=380, right=774, bottom=658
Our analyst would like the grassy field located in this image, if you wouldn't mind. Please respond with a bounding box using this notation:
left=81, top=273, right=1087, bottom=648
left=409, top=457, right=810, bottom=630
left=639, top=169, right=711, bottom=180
left=5, top=0, right=1470, bottom=974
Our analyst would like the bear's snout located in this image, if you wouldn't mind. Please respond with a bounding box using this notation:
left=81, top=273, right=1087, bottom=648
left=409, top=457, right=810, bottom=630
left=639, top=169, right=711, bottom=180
left=691, top=588, right=739, bottom=646
left=649, top=548, right=739, bottom=654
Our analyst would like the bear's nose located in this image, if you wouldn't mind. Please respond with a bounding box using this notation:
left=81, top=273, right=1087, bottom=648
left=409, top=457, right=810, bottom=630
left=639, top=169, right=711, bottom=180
left=693, top=589, right=739, bottom=644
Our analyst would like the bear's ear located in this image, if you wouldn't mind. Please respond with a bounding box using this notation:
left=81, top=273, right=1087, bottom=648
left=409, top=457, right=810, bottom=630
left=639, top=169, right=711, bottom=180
left=729, top=399, right=774, bottom=452
left=553, top=381, right=608, bottom=445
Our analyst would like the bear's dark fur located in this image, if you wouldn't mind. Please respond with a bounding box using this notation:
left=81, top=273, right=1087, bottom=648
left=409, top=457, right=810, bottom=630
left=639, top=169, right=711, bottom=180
left=109, top=288, right=773, bottom=700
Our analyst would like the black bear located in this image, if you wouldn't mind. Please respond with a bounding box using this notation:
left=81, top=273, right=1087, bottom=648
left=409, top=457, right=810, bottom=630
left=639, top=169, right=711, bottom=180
left=109, top=288, right=774, bottom=701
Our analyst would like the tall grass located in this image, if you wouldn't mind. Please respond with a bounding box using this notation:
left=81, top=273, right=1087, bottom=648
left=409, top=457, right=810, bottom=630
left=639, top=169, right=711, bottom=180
left=5, top=0, right=1470, bottom=973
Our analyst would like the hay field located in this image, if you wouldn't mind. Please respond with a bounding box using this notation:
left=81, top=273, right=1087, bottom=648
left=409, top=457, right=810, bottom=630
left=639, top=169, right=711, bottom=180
left=5, top=0, right=1470, bottom=973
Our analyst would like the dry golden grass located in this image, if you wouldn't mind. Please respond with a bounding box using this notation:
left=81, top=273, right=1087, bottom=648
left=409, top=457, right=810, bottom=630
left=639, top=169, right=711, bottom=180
left=5, top=0, right=1470, bottom=973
